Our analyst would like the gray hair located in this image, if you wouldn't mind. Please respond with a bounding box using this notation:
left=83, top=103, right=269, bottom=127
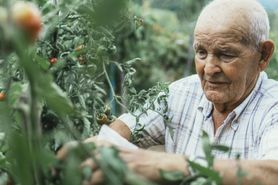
left=198, top=0, right=270, bottom=49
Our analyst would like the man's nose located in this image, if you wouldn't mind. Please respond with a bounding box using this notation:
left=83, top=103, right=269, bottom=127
left=204, top=55, right=221, bottom=75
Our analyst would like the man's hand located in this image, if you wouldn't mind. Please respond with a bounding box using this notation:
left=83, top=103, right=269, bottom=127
left=82, top=147, right=190, bottom=185
left=57, top=120, right=191, bottom=185
left=119, top=148, right=189, bottom=183
left=56, top=136, right=113, bottom=160
left=56, top=140, right=79, bottom=160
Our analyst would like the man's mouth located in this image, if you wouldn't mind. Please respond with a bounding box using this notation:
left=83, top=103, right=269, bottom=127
left=204, top=80, right=230, bottom=89
left=206, top=81, right=228, bottom=84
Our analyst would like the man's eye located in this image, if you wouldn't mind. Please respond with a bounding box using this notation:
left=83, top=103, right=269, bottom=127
left=196, top=50, right=207, bottom=59
left=219, top=53, right=236, bottom=61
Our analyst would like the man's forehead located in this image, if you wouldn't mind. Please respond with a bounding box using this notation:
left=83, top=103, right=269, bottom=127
left=194, top=10, right=249, bottom=35
left=193, top=30, right=246, bottom=47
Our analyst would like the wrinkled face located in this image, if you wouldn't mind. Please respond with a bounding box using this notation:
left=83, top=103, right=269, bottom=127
left=194, top=24, right=262, bottom=107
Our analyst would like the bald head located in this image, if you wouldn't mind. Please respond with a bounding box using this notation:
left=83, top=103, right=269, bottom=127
left=195, top=0, right=269, bottom=49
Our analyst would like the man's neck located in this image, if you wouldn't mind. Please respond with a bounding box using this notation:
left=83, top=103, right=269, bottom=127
left=212, top=107, right=230, bottom=134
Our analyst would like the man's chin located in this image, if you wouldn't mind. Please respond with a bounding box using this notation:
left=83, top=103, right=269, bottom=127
left=205, top=91, right=225, bottom=104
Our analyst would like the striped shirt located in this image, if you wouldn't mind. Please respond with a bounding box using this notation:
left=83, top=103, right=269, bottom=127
left=119, top=72, right=278, bottom=161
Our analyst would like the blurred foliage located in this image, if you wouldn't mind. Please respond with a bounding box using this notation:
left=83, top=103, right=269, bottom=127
left=0, top=0, right=169, bottom=184
left=0, top=0, right=277, bottom=185
left=117, top=0, right=196, bottom=90
left=118, top=3, right=189, bottom=90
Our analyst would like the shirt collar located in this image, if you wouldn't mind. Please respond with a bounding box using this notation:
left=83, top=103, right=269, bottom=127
left=197, top=72, right=267, bottom=128
left=197, top=94, right=212, bottom=119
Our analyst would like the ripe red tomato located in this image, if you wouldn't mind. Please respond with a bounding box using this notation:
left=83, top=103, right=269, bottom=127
left=11, top=1, right=42, bottom=41
left=0, top=92, right=6, bottom=101
left=49, top=58, right=58, bottom=64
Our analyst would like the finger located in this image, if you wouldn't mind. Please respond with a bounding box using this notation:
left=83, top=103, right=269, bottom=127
left=80, top=158, right=98, bottom=171
left=56, top=141, right=79, bottom=160
left=84, top=136, right=98, bottom=143
left=85, top=136, right=114, bottom=148
left=89, top=169, right=104, bottom=185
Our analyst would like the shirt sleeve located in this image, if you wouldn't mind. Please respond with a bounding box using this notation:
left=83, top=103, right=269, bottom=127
left=118, top=109, right=166, bottom=148
left=118, top=92, right=168, bottom=148
left=258, top=105, right=278, bottom=160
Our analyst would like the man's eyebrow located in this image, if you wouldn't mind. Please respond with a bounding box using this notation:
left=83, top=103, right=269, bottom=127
left=217, top=45, right=240, bottom=52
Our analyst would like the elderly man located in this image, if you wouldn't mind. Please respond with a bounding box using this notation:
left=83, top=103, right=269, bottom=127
left=84, top=0, right=278, bottom=184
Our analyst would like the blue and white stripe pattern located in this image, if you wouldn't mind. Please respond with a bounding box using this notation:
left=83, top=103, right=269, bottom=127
left=119, top=72, right=278, bottom=160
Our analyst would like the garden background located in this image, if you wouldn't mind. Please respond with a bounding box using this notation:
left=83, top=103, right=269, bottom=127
left=0, top=0, right=277, bottom=185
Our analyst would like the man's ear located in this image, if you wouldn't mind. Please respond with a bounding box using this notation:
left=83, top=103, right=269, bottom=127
left=259, top=40, right=275, bottom=71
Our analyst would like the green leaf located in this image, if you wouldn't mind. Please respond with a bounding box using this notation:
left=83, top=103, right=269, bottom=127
left=98, top=147, right=127, bottom=185
left=39, top=81, right=75, bottom=117
left=211, top=144, right=230, bottom=153
left=82, top=166, right=92, bottom=181
left=7, top=82, right=25, bottom=108
left=8, top=132, right=34, bottom=185
left=160, top=170, right=185, bottom=181
left=201, top=131, right=214, bottom=167
left=126, top=58, right=142, bottom=65
left=62, top=154, right=82, bottom=185
left=187, top=160, right=222, bottom=185
left=125, top=172, right=156, bottom=185
left=81, top=117, right=91, bottom=138
left=34, top=55, right=50, bottom=71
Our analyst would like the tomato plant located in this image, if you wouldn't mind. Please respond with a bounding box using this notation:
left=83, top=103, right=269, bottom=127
left=0, top=0, right=169, bottom=185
